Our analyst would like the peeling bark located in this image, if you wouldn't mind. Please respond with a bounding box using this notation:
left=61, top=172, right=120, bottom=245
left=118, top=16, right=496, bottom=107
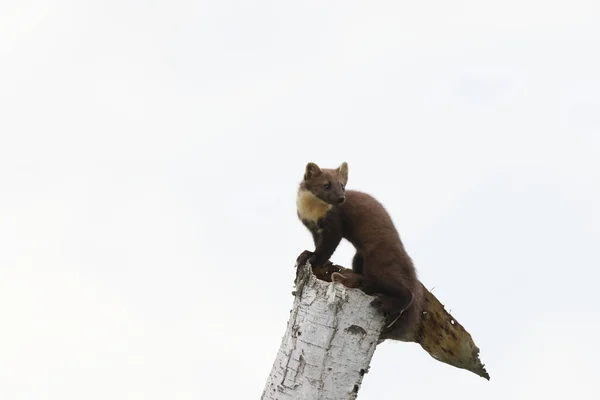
left=261, top=263, right=384, bottom=399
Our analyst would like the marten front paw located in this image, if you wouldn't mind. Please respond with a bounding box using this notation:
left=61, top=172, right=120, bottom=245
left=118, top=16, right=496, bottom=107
left=296, top=250, right=315, bottom=268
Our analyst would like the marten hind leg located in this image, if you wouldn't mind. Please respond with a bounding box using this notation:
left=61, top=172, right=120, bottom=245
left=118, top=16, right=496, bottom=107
left=363, top=267, right=415, bottom=328
left=351, top=252, right=364, bottom=274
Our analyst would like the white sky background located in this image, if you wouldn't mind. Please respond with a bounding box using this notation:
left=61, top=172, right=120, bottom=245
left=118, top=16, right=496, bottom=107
left=1, top=0, right=599, bottom=398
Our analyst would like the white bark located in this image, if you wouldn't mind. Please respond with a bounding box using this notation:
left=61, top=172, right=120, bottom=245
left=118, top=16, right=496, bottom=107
left=262, top=265, right=384, bottom=400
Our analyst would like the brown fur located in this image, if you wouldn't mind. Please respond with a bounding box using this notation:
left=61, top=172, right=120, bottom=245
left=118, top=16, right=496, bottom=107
left=296, top=162, right=423, bottom=333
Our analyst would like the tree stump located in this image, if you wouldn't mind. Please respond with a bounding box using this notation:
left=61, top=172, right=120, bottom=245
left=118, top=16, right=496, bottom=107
left=262, top=261, right=489, bottom=399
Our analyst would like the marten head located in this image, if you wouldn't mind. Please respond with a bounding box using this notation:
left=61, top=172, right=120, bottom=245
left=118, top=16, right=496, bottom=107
left=331, top=270, right=364, bottom=289
left=301, top=162, right=348, bottom=206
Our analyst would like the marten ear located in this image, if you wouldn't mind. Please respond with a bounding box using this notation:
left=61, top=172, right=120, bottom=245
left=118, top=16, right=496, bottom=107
left=304, top=162, right=322, bottom=180
left=337, top=162, right=348, bottom=184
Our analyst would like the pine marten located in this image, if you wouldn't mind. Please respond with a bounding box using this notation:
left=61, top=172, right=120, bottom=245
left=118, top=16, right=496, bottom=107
left=296, top=162, right=422, bottom=332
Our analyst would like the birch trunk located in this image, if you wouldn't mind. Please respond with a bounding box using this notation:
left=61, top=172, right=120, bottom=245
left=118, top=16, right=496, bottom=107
left=261, top=263, right=384, bottom=400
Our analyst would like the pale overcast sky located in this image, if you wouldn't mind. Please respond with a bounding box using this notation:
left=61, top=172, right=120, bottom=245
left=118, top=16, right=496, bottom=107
left=1, top=1, right=599, bottom=399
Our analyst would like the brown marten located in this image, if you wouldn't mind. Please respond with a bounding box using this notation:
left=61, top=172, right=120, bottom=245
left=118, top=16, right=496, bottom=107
left=296, top=162, right=422, bottom=332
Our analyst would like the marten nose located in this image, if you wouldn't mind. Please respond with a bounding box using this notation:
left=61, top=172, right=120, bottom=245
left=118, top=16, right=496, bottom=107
left=337, top=196, right=346, bottom=204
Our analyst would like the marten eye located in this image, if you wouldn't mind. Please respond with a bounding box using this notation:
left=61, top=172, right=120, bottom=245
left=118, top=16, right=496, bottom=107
left=324, top=182, right=331, bottom=190
left=341, top=184, right=345, bottom=190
